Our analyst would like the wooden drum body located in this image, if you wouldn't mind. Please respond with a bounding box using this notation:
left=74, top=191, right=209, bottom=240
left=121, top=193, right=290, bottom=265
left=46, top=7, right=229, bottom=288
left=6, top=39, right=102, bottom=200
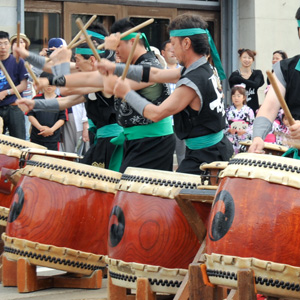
left=107, top=168, right=212, bottom=294
left=0, top=134, right=46, bottom=208
left=205, top=153, right=300, bottom=298
left=3, top=155, right=121, bottom=275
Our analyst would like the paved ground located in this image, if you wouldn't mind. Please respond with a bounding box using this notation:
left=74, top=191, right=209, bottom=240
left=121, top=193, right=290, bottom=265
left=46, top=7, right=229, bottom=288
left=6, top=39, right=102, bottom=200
left=1, top=267, right=108, bottom=300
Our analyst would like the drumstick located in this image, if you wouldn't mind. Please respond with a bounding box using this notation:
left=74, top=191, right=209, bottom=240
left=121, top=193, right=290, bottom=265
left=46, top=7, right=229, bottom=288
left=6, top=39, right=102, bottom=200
left=121, top=33, right=140, bottom=102
left=70, top=36, right=88, bottom=49
left=76, top=18, right=101, bottom=62
left=46, top=15, right=96, bottom=63
left=266, top=70, right=295, bottom=126
left=16, top=22, right=20, bottom=63
left=97, top=18, right=154, bottom=50
left=24, top=61, right=39, bottom=85
left=0, top=61, right=22, bottom=99
left=67, top=15, right=97, bottom=49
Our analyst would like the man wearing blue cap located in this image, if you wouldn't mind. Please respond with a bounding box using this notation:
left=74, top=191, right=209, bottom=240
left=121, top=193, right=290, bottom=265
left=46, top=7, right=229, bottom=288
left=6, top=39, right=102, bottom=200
left=100, top=14, right=233, bottom=174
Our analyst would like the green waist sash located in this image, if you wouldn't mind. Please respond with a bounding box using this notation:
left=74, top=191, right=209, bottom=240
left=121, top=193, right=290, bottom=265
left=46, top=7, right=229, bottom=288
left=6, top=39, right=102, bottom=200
left=110, top=117, right=173, bottom=145
left=185, top=130, right=224, bottom=150
left=109, top=117, right=174, bottom=172
left=96, top=123, right=123, bottom=139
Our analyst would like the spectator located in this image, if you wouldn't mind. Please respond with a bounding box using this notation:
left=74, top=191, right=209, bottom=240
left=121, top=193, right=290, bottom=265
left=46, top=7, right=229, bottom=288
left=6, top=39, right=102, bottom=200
left=27, top=72, right=66, bottom=150
left=0, top=31, right=28, bottom=139
left=228, top=48, right=264, bottom=114
left=225, top=84, right=254, bottom=154
left=10, top=33, right=33, bottom=140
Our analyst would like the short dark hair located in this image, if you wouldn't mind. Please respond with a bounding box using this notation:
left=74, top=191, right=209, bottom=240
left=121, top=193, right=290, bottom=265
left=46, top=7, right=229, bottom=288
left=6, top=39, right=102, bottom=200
left=161, top=40, right=171, bottom=52
left=273, top=50, right=288, bottom=60
left=87, top=22, right=108, bottom=46
left=0, top=31, right=9, bottom=40
left=111, top=18, right=146, bottom=49
left=168, top=13, right=210, bottom=56
left=295, top=7, right=300, bottom=20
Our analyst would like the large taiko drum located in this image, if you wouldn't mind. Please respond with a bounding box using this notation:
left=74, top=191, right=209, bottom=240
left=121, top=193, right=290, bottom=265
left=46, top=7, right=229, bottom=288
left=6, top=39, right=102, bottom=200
left=0, top=134, right=46, bottom=207
left=106, top=168, right=213, bottom=294
left=200, top=161, right=228, bottom=186
left=239, top=140, right=288, bottom=156
left=205, top=153, right=300, bottom=299
left=2, top=155, right=122, bottom=275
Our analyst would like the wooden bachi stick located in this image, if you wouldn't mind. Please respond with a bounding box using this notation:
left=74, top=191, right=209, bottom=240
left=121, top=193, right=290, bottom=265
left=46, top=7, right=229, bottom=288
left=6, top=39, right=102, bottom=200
left=67, top=15, right=97, bottom=49
left=121, top=33, right=140, bottom=102
left=0, top=61, right=22, bottom=99
left=76, top=18, right=101, bottom=62
left=24, top=62, right=39, bottom=85
left=97, top=18, right=154, bottom=50
left=266, top=70, right=295, bottom=126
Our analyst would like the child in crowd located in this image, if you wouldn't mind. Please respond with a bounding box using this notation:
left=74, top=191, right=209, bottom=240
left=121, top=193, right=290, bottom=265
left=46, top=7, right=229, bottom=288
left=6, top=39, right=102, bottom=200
left=27, top=72, right=66, bottom=150
left=274, top=108, right=290, bottom=146
left=225, top=84, right=255, bottom=154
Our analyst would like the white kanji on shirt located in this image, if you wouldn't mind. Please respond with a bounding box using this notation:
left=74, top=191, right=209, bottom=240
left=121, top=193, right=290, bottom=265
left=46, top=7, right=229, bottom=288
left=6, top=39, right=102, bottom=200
left=209, top=74, right=225, bottom=116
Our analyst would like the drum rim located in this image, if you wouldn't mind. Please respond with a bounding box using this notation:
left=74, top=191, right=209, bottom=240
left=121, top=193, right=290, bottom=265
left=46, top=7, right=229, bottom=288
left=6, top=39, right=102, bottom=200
left=21, top=147, right=81, bottom=159
left=2, top=233, right=106, bottom=275
left=205, top=253, right=300, bottom=298
left=0, top=206, right=9, bottom=227
left=106, top=256, right=187, bottom=294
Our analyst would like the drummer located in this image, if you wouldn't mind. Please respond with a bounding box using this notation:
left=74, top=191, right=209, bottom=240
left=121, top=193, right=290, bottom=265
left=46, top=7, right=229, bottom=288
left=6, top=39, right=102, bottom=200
left=249, top=7, right=300, bottom=154
left=96, top=13, right=234, bottom=175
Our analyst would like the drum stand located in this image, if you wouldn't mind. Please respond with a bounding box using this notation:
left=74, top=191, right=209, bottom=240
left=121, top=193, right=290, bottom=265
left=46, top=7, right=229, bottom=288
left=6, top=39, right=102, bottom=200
left=173, top=189, right=281, bottom=300
left=1, top=254, right=103, bottom=293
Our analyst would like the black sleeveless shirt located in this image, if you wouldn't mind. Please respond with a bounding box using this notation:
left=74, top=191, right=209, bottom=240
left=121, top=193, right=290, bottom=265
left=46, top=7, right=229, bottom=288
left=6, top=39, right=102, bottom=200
left=173, top=58, right=226, bottom=139
left=115, top=51, right=170, bottom=128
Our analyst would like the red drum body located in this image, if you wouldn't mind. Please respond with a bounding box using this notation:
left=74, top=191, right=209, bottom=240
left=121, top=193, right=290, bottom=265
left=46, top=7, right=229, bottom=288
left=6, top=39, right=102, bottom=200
left=205, top=153, right=300, bottom=299
left=240, top=140, right=288, bottom=156
left=3, top=155, right=122, bottom=275
left=107, top=168, right=212, bottom=294
left=0, top=134, right=46, bottom=208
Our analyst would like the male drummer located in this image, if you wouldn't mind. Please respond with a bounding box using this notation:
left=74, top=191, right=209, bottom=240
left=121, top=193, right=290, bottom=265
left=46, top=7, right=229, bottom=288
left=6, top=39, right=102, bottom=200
left=249, top=7, right=300, bottom=154
left=96, top=13, right=233, bottom=175
left=20, top=18, right=176, bottom=173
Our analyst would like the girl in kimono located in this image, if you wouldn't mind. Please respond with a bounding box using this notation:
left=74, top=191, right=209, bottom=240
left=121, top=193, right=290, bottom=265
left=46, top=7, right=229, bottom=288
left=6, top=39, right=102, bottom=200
left=225, top=84, right=255, bottom=154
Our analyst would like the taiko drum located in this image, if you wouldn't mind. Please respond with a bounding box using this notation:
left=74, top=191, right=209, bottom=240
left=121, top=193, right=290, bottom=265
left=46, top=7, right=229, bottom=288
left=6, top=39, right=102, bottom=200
left=3, top=155, right=122, bottom=275
left=205, top=153, right=300, bottom=299
left=0, top=134, right=46, bottom=208
left=107, top=167, right=213, bottom=294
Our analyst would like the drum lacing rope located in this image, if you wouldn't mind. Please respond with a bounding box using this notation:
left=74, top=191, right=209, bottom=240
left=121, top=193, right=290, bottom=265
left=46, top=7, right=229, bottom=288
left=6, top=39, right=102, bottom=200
left=0, top=138, right=27, bottom=150
left=206, top=269, right=300, bottom=292
left=109, top=270, right=182, bottom=288
left=4, top=246, right=106, bottom=271
left=25, top=160, right=120, bottom=183
left=229, top=158, right=300, bottom=173
left=0, top=215, right=8, bottom=222
left=120, top=174, right=200, bottom=189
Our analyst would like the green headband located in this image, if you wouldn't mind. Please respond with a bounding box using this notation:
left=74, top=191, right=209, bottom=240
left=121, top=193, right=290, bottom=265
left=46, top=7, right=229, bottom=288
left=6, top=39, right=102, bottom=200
left=169, top=28, right=226, bottom=81
left=121, top=32, right=151, bottom=52
left=297, top=20, right=300, bottom=27
left=75, top=48, right=105, bottom=55
left=86, top=30, right=105, bottom=40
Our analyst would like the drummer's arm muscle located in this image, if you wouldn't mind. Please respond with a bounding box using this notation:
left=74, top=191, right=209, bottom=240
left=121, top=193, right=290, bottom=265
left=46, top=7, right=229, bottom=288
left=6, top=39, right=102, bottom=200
left=60, top=86, right=102, bottom=96
left=256, top=76, right=284, bottom=121
left=65, top=71, right=104, bottom=88
left=57, top=95, right=85, bottom=110
left=149, top=67, right=181, bottom=84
